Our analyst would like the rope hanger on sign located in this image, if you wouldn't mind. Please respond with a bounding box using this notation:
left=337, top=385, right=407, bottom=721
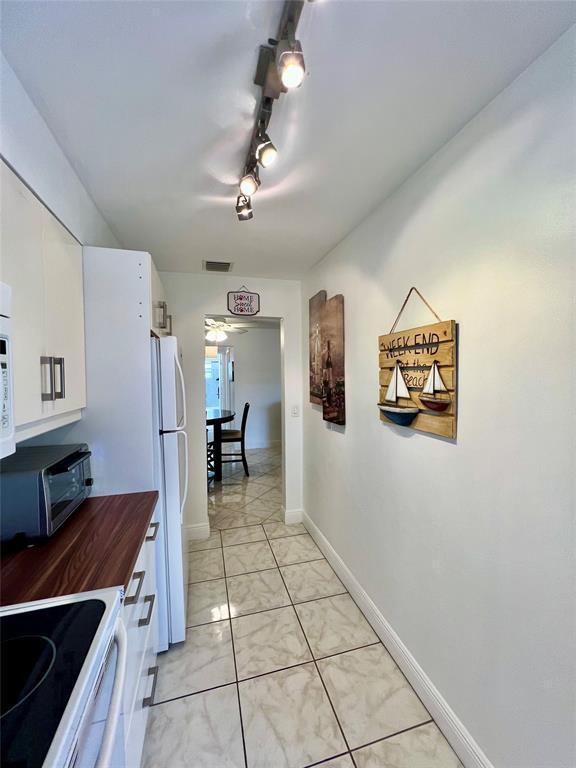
left=389, top=287, right=442, bottom=333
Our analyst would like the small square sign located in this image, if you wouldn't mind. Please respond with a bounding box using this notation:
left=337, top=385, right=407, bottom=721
left=227, top=288, right=260, bottom=316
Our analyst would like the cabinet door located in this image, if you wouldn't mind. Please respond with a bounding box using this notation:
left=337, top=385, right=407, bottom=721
left=0, top=164, right=47, bottom=426
left=42, top=208, right=86, bottom=413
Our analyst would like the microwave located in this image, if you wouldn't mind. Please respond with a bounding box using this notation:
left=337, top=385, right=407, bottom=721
left=0, top=444, right=93, bottom=543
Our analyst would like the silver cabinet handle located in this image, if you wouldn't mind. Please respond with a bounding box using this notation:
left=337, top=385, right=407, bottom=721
left=40, top=356, right=55, bottom=401
left=138, top=594, right=155, bottom=627
left=143, top=665, right=159, bottom=708
left=166, top=314, right=173, bottom=335
left=146, top=521, right=160, bottom=542
left=124, top=570, right=145, bottom=605
left=158, top=301, right=168, bottom=329
left=53, top=357, right=65, bottom=399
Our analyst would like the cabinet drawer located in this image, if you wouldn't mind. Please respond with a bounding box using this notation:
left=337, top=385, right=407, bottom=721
left=125, top=639, right=157, bottom=768
left=122, top=525, right=159, bottom=729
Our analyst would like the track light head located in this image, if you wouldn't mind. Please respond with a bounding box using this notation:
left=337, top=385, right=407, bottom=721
left=276, top=39, right=305, bottom=89
left=255, top=133, right=278, bottom=168
left=239, top=168, right=260, bottom=197
left=236, top=195, right=253, bottom=222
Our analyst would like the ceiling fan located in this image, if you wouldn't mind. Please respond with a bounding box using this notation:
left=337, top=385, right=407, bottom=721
left=205, top=317, right=248, bottom=342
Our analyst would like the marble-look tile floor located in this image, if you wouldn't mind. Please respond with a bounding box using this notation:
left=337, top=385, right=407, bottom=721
left=142, top=447, right=463, bottom=767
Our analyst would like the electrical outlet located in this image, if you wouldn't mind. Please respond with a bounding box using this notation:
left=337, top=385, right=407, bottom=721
left=291, top=405, right=300, bottom=417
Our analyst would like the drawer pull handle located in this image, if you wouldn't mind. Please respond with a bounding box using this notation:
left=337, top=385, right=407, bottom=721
left=146, top=522, right=160, bottom=542
left=124, top=570, right=145, bottom=605
left=53, top=357, right=65, bottom=399
left=40, top=356, right=55, bottom=402
left=143, top=665, right=159, bottom=707
left=139, top=594, right=155, bottom=627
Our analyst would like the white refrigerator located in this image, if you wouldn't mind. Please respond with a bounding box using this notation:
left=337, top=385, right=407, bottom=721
left=151, top=336, right=188, bottom=649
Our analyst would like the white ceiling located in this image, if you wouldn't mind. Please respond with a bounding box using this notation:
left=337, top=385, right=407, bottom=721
left=2, top=1, right=574, bottom=278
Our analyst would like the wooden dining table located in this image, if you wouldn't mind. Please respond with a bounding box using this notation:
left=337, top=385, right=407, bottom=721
left=206, top=407, right=235, bottom=481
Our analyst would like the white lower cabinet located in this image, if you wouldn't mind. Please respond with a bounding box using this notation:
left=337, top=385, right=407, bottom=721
left=122, top=518, right=159, bottom=767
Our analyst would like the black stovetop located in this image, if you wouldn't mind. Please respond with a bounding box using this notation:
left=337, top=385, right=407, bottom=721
left=1, top=600, right=105, bottom=768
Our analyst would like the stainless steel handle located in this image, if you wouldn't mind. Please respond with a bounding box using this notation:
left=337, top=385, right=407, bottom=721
left=40, top=356, right=55, bottom=401
left=124, top=570, right=145, bottom=605
left=138, top=594, right=155, bottom=627
left=53, top=357, right=65, bottom=399
left=143, top=665, right=159, bottom=707
left=158, top=301, right=168, bottom=329
left=95, top=620, right=127, bottom=768
left=146, top=521, right=160, bottom=542
left=166, top=314, right=173, bottom=334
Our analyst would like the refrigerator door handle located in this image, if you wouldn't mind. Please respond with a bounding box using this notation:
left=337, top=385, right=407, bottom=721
left=177, top=430, right=189, bottom=520
left=175, top=353, right=187, bottom=430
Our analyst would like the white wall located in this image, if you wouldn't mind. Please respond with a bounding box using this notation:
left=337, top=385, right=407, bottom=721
left=302, top=29, right=575, bottom=768
left=161, top=273, right=302, bottom=536
left=227, top=327, right=281, bottom=449
left=0, top=54, right=118, bottom=247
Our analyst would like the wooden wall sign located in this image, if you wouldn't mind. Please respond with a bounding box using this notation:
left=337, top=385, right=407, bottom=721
left=378, top=314, right=457, bottom=439
left=308, top=290, right=346, bottom=425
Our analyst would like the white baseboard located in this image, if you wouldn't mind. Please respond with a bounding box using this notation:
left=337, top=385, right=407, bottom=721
left=303, top=512, right=494, bottom=768
left=185, top=521, right=211, bottom=541
left=284, top=508, right=303, bottom=524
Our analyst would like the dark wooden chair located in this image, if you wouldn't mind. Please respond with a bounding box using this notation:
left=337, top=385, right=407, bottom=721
left=221, top=402, right=250, bottom=476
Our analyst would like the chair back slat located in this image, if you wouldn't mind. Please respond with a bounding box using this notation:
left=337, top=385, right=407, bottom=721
left=240, top=402, right=250, bottom=436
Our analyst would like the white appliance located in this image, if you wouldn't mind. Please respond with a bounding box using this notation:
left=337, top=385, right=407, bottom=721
left=151, top=336, right=188, bottom=647
left=0, top=282, right=15, bottom=459
left=0, top=588, right=125, bottom=768
left=52, top=247, right=188, bottom=651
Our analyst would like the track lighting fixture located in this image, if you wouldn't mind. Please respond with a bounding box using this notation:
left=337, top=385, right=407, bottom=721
left=235, top=194, right=253, bottom=221
left=255, top=133, right=278, bottom=168
left=276, top=38, right=306, bottom=89
left=235, top=0, right=306, bottom=222
left=239, top=170, right=259, bottom=197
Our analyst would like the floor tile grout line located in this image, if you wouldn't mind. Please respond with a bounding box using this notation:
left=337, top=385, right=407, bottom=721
left=151, top=680, right=237, bottom=708
left=349, top=718, right=435, bottom=754
left=302, top=751, right=354, bottom=768
left=221, top=532, right=249, bottom=768
left=188, top=554, right=328, bottom=587
left=266, top=539, right=356, bottom=767
left=230, top=640, right=383, bottom=686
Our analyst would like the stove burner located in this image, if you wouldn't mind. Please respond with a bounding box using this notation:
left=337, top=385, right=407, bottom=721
left=0, top=635, right=57, bottom=719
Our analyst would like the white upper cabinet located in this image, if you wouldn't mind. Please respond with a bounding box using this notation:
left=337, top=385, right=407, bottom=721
left=0, top=162, right=86, bottom=439
left=0, top=163, right=46, bottom=426
left=42, top=208, right=86, bottom=415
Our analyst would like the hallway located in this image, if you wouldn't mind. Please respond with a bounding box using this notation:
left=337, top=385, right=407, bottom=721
left=142, top=448, right=462, bottom=768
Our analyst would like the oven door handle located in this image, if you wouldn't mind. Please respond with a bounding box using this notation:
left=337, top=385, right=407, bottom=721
left=95, top=618, right=127, bottom=768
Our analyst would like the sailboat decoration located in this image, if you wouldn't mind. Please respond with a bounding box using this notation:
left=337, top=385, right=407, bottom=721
left=419, top=361, right=450, bottom=412
left=378, top=361, right=419, bottom=426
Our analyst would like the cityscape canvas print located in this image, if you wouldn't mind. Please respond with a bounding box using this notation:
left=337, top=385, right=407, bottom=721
left=309, top=290, right=326, bottom=405
left=309, top=291, right=346, bottom=425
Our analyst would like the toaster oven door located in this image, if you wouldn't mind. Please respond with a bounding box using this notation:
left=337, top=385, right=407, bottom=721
left=45, top=450, right=92, bottom=533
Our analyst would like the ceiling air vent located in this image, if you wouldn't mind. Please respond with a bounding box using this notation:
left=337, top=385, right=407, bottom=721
left=203, top=260, right=233, bottom=273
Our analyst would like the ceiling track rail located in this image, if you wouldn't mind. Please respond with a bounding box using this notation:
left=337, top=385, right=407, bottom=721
left=236, top=0, right=307, bottom=221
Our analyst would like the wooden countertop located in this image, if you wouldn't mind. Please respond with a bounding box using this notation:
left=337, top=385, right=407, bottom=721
left=0, top=491, right=158, bottom=607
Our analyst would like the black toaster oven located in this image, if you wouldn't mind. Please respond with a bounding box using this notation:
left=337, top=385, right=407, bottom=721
left=0, top=444, right=93, bottom=542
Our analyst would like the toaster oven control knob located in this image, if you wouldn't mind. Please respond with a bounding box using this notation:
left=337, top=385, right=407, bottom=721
left=85, top=478, right=94, bottom=487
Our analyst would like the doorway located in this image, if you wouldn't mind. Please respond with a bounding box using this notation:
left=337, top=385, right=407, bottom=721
left=204, top=316, right=283, bottom=530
